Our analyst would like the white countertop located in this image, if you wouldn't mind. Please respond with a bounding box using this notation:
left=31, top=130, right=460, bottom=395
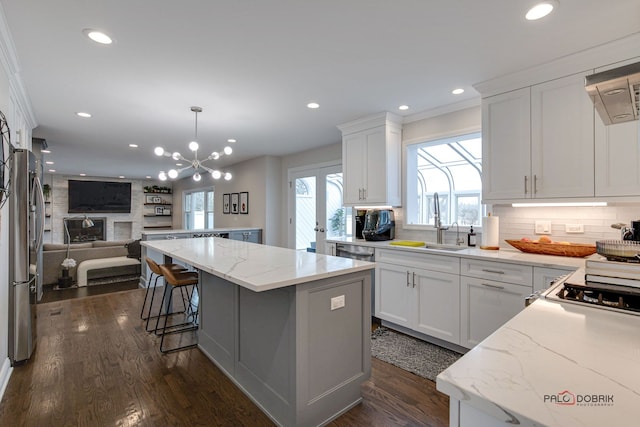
left=436, top=297, right=640, bottom=426
left=327, top=237, right=585, bottom=270
left=142, top=227, right=261, bottom=236
left=142, top=237, right=375, bottom=292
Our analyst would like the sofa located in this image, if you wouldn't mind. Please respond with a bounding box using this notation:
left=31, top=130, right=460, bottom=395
left=42, top=240, right=140, bottom=286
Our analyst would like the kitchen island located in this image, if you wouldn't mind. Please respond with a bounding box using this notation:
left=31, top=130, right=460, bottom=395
left=141, top=237, right=375, bottom=427
left=436, top=295, right=640, bottom=426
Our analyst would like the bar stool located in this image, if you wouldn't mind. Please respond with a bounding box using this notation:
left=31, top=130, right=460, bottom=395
left=142, top=257, right=189, bottom=333
left=155, top=263, right=200, bottom=353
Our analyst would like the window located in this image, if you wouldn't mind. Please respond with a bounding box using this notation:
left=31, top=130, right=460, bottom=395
left=406, top=133, right=482, bottom=227
left=184, top=189, right=214, bottom=230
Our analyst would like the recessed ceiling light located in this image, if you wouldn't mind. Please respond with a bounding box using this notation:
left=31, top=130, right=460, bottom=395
left=145, top=176, right=152, bottom=179
left=118, top=176, right=125, bottom=179
left=76, top=112, right=92, bottom=118
left=398, top=105, right=410, bottom=111
left=129, top=144, right=138, bottom=148
left=307, top=102, right=320, bottom=109
left=452, top=88, right=465, bottom=95
left=227, top=139, right=236, bottom=143
left=45, top=161, right=54, bottom=165
left=80, top=173, right=86, bottom=176
left=83, top=29, right=113, bottom=45
left=48, top=169, right=56, bottom=173
left=175, top=163, right=183, bottom=166
left=525, top=1, right=557, bottom=20
left=41, top=149, right=51, bottom=154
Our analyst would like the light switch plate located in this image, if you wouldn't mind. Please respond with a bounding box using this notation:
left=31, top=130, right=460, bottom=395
left=331, top=295, right=345, bottom=311
left=566, top=223, right=584, bottom=233
left=535, top=220, right=551, bottom=234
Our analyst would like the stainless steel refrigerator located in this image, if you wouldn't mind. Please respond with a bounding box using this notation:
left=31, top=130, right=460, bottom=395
left=8, top=148, right=44, bottom=365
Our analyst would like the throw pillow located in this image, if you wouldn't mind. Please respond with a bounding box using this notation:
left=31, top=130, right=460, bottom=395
left=125, top=239, right=142, bottom=260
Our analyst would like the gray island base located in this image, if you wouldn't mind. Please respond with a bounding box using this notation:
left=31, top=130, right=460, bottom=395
left=140, top=237, right=373, bottom=427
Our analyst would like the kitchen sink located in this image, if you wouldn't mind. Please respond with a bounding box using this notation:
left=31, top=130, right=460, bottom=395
left=423, top=244, right=467, bottom=251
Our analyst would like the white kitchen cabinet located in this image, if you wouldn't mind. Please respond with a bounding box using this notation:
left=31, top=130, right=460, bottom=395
left=532, top=266, right=573, bottom=292
left=530, top=72, right=595, bottom=198
left=339, top=112, right=402, bottom=206
left=375, top=249, right=460, bottom=344
left=460, top=258, right=533, bottom=348
left=482, top=72, right=595, bottom=202
left=460, top=276, right=532, bottom=348
left=324, top=242, right=336, bottom=256
left=482, top=87, right=531, bottom=200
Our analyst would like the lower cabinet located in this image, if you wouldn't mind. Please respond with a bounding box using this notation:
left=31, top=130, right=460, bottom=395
left=459, top=276, right=532, bottom=348
left=229, top=229, right=262, bottom=243
left=376, top=261, right=460, bottom=344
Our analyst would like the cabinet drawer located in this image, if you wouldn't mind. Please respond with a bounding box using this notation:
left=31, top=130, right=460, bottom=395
left=377, top=249, right=460, bottom=274
left=460, top=258, right=532, bottom=285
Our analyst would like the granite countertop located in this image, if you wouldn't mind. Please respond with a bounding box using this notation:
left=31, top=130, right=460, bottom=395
left=327, top=237, right=585, bottom=270
left=436, top=297, right=640, bottom=426
left=142, top=237, right=375, bottom=292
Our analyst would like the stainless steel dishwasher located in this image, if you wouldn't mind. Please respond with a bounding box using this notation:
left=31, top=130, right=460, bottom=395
left=335, top=243, right=377, bottom=322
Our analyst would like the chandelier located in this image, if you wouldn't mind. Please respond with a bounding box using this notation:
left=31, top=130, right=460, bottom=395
left=154, top=106, right=233, bottom=182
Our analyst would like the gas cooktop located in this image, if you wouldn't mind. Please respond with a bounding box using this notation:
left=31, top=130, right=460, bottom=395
left=544, top=270, right=640, bottom=315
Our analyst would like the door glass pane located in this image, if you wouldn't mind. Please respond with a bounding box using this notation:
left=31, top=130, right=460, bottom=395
left=295, top=176, right=316, bottom=250
left=325, top=172, right=352, bottom=239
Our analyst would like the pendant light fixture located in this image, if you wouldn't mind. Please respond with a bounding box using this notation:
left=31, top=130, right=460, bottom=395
left=155, top=106, right=233, bottom=182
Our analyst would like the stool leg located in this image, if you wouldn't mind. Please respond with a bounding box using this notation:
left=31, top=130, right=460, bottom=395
left=160, top=284, right=198, bottom=354
left=144, top=275, right=162, bottom=331
left=140, top=272, right=155, bottom=319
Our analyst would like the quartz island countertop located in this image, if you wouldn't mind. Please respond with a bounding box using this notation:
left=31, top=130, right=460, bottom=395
left=436, top=297, right=640, bottom=426
left=142, top=237, right=375, bottom=292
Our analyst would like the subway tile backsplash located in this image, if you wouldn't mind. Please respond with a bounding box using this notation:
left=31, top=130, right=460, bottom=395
left=393, top=203, right=640, bottom=248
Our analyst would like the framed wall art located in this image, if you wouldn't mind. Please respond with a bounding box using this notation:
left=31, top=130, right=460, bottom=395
left=240, top=192, right=248, bottom=214
left=223, top=193, right=230, bottom=214
left=231, top=193, right=239, bottom=214
left=155, top=206, right=164, bottom=215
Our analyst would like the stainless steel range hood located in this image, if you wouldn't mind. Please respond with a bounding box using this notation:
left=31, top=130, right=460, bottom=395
left=585, top=62, right=640, bottom=125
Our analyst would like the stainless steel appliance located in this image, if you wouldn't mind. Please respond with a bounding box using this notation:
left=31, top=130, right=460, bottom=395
left=362, top=209, right=395, bottom=241
left=544, top=270, right=640, bottom=316
left=354, top=209, right=367, bottom=240
left=8, top=148, right=45, bottom=365
left=335, top=243, right=376, bottom=320
left=585, top=61, right=640, bottom=125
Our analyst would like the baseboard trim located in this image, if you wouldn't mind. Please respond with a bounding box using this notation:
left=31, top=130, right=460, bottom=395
left=0, top=358, right=13, bottom=401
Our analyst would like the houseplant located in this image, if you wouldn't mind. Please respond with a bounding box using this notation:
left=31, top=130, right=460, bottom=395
left=42, top=184, right=51, bottom=202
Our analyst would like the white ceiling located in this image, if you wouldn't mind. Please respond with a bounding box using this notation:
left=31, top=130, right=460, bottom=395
left=2, top=1, right=639, bottom=180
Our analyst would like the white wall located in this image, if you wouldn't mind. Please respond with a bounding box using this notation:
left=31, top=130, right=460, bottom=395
left=172, top=156, right=283, bottom=246
left=0, top=51, right=11, bottom=394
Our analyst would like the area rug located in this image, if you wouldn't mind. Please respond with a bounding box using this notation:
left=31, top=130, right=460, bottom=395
left=371, top=327, right=463, bottom=381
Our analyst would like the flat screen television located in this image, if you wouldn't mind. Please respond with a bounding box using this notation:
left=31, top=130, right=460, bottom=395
left=68, top=180, right=132, bottom=213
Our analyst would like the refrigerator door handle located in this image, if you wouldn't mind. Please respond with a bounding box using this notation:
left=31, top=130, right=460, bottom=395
left=32, top=177, right=45, bottom=251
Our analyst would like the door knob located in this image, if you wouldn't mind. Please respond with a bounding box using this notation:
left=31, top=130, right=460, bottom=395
left=314, top=221, right=319, bottom=232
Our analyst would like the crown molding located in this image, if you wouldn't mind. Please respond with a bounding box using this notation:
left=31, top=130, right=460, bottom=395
left=402, top=98, right=480, bottom=124
left=0, top=3, right=37, bottom=129
left=474, top=31, right=640, bottom=98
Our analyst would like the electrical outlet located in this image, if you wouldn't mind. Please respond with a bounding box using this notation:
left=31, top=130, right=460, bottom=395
left=535, top=220, right=552, bottom=234
left=565, top=224, right=584, bottom=233
left=331, top=295, right=345, bottom=311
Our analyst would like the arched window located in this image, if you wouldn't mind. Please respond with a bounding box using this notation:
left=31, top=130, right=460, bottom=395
left=406, top=132, right=482, bottom=227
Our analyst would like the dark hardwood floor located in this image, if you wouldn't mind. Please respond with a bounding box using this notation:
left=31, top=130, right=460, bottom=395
left=0, top=288, right=449, bottom=426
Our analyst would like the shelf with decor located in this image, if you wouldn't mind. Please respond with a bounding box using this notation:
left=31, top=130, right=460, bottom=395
left=143, top=189, right=172, bottom=229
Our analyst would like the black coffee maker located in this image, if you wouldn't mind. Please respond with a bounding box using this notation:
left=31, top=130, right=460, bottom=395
left=622, top=220, right=640, bottom=241
left=362, top=209, right=395, bottom=241
left=354, top=209, right=367, bottom=239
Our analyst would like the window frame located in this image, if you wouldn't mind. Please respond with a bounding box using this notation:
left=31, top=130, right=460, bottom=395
left=183, top=187, right=215, bottom=230
left=403, top=129, right=483, bottom=232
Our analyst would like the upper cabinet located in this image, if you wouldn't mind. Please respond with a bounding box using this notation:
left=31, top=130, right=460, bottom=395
left=482, top=71, right=595, bottom=202
left=338, top=112, right=402, bottom=207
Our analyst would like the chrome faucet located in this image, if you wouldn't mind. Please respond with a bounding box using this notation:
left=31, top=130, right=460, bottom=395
left=433, top=192, right=449, bottom=244
left=450, top=221, right=464, bottom=246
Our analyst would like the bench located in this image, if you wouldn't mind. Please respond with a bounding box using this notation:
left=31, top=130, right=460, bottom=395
left=76, top=256, right=141, bottom=287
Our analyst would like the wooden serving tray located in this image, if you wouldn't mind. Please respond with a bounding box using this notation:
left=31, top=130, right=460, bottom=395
left=505, top=239, right=596, bottom=258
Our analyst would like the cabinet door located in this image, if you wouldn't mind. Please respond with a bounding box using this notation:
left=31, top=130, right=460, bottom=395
left=531, top=72, right=594, bottom=198
left=481, top=88, right=531, bottom=201
left=342, top=133, right=367, bottom=204
left=375, top=262, right=413, bottom=328
left=595, top=118, right=640, bottom=196
left=414, top=269, right=460, bottom=344
left=533, top=266, right=573, bottom=292
left=460, top=277, right=532, bottom=348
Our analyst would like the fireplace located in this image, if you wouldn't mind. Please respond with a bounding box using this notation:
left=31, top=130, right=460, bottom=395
left=64, top=217, right=106, bottom=243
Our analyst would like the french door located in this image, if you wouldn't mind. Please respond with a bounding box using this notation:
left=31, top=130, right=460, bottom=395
left=288, top=163, right=351, bottom=254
